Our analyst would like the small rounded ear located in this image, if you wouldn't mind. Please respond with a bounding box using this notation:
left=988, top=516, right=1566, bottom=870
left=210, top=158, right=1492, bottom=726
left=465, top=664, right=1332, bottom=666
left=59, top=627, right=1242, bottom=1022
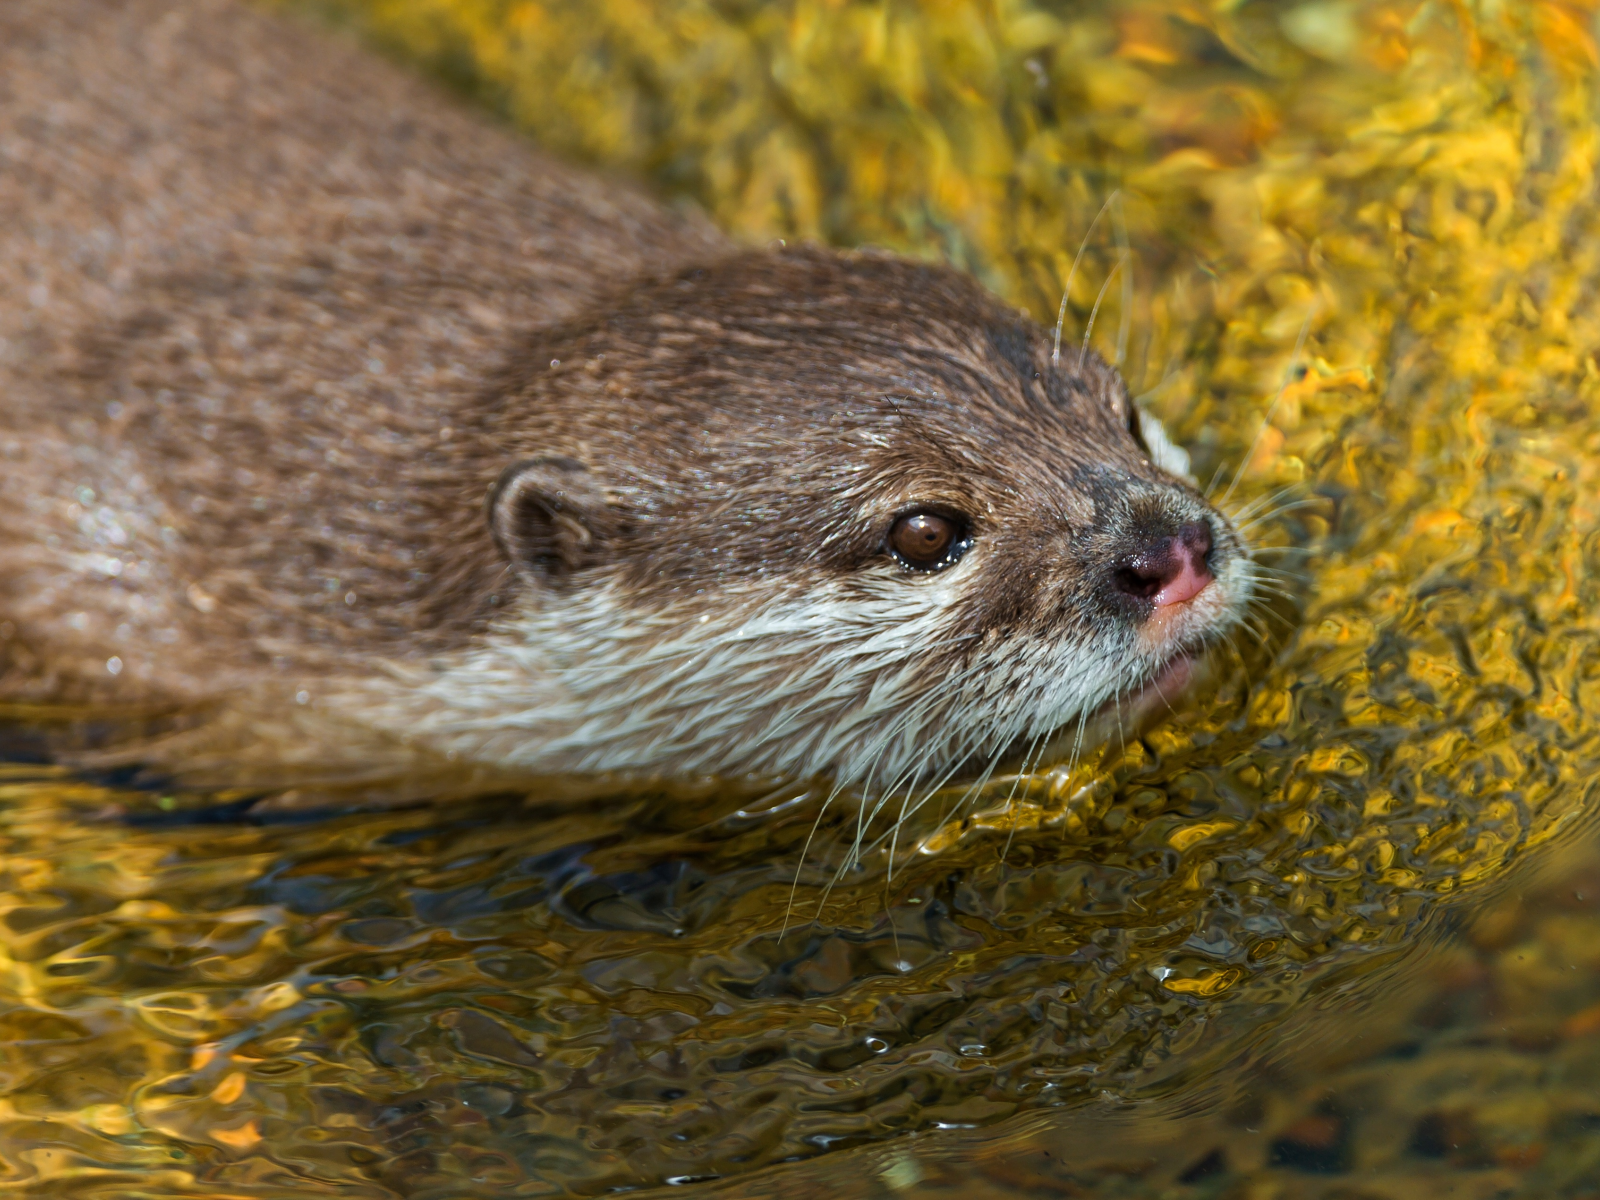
left=487, top=457, right=612, bottom=582
left=1135, top=409, right=1196, bottom=485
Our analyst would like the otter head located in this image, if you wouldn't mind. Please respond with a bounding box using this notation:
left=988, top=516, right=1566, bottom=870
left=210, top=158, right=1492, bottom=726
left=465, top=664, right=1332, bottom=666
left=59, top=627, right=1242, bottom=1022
left=450, top=246, right=1252, bottom=789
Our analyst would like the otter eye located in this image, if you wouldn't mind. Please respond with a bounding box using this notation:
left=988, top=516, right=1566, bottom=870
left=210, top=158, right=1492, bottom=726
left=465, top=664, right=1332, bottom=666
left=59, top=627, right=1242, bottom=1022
left=887, top=510, right=968, bottom=572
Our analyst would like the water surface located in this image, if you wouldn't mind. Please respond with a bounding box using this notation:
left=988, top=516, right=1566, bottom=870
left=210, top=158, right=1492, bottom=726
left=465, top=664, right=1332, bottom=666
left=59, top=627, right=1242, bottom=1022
left=6, top=0, right=1600, bottom=1194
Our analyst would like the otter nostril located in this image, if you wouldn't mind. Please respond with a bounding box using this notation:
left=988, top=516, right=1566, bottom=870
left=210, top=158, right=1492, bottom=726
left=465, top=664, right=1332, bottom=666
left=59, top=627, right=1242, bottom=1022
left=1113, top=522, right=1217, bottom=609
left=1113, top=557, right=1176, bottom=600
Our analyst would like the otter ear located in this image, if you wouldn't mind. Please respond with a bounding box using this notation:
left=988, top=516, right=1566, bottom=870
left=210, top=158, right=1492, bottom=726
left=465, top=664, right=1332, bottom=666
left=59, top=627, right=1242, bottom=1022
left=487, top=457, right=611, bottom=582
left=1135, top=409, right=1196, bottom=485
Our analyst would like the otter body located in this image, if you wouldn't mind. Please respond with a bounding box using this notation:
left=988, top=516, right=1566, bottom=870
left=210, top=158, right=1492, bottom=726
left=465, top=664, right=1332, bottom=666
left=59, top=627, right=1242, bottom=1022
left=1, top=0, right=1254, bottom=791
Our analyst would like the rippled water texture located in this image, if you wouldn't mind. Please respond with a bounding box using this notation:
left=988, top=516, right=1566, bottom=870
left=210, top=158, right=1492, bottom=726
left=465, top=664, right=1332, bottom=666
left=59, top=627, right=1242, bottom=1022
left=6, top=0, right=1600, bottom=1194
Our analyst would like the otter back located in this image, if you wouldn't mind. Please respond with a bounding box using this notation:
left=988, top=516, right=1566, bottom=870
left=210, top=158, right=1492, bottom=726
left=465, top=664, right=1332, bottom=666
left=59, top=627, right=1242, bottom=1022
left=0, top=0, right=726, bottom=704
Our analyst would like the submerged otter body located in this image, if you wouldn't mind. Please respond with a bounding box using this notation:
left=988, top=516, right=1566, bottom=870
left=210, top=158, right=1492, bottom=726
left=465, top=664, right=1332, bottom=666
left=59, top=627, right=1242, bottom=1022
left=0, top=0, right=1253, bottom=791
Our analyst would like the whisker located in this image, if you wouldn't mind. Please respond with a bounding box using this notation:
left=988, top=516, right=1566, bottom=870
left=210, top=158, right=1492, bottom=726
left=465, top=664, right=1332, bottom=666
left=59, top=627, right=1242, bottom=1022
left=886, top=879, right=902, bottom=967
left=1240, top=575, right=1300, bottom=600
left=816, top=657, right=1012, bottom=899
left=1204, top=455, right=1232, bottom=500
left=1079, top=250, right=1128, bottom=369
left=1113, top=662, right=1129, bottom=756
left=876, top=711, right=1001, bottom=882
left=1219, top=628, right=1250, bottom=666
left=1249, top=602, right=1299, bottom=631
left=1224, top=482, right=1304, bottom=520
left=784, top=777, right=852, bottom=938
left=1246, top=619, right=1276, bottom=656
left=1052, top=190, right=1120, bottom=366
left=1148, top=670, right=1179, bottom=716
left=875, top=728, right=1020, bottom=863
left=1245, top=542, right=1312, bottom=559
left=999, top=728, right=1049, bottom=867
left=1245, top=562, right=1310, bottom=580
left=886, top=775, right=919, bottom=885
left=1233, top=500, right=1327, bottom=537
left=1227, top=494, right=1311, bottom=532
left=1134, top=367, right=1183, bottom=407
left=1068, top=703, right=1091, bottom=776
left=1113, top=195, right=1133, bottom=368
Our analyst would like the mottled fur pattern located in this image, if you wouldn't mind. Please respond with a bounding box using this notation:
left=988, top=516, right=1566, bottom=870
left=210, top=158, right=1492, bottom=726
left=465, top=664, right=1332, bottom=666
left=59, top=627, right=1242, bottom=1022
left=1, top=0, right=1251, bottom=792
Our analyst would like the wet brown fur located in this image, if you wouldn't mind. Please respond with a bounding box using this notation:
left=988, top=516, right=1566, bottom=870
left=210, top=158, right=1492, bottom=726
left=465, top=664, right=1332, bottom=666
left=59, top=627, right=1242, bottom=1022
left=0, top=0, right=725, bottom=702
left=0, top=0, right=1243, bottom=789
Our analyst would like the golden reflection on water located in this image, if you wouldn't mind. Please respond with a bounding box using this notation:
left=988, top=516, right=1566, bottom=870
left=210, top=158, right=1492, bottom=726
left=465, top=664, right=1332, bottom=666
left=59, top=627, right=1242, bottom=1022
left=6, top=0, right=1600, bottom=1194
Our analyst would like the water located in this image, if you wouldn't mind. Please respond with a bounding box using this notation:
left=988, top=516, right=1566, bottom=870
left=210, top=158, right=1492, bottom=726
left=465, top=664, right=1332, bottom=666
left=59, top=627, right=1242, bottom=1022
left=6, top=0, right=1600, bottom=1194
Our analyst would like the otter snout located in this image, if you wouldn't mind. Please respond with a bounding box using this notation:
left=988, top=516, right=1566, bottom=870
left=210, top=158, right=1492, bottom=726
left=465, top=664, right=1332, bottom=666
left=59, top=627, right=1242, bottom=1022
left=1113, top=521, right=1215, bottom=609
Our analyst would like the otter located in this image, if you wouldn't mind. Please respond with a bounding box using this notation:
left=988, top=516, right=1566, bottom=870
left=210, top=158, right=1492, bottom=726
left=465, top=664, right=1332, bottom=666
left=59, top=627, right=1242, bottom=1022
left=0, top=0, right=1254, bottom=795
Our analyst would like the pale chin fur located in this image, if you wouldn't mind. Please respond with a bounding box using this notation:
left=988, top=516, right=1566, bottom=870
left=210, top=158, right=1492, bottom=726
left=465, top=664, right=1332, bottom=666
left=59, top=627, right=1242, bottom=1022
left=334, top=485, right=1251, bottom=792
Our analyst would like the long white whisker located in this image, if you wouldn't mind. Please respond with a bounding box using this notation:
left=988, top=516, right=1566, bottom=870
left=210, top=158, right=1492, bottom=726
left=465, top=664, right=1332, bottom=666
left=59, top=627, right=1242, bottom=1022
left=1080, top=251, right=1128, bottom=369
left=1246, top=562, right=1310, bottom=580
left=1224, top=484, right=1308, bottom=526
left=815, top=653, right=1014, bottom=901
left=1052, top=190, right=1120, bottom=366
left=999, top=728, right=1050, bottom=867
left=1204, top=456, right=1232, bottom=500
left=1113, top=195, right=1133, bottom=368
left=784, top=778, right=851, bottom=937
left=1232, top=499, right=1326, bottom=536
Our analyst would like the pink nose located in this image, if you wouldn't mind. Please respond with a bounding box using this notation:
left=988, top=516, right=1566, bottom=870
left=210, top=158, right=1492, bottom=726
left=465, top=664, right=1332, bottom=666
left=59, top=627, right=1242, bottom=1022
left=1113, top=522, right=1213, bottom=608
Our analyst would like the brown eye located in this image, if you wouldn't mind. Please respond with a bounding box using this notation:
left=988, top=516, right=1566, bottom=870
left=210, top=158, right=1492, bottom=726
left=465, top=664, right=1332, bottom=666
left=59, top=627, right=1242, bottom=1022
left=887, top=510, right=968, bottom=572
